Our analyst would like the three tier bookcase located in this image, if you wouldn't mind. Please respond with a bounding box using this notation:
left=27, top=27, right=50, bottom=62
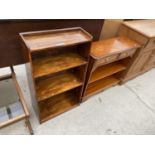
left=20, top=27, right=92, bottom=123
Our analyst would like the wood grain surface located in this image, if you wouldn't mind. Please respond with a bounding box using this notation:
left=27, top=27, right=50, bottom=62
left=33, top=52, right=87, bottom=79
left=20, top=28, right=92, bottom=52
left=36, top=72, right=82, bottom=102
left=91, top=36, right=140, bottom=59
left=39, top=91, right=78, bottom=123
left=123, top=20, right=155, bottom=38
left=84, top=76, right=119, bottom=98
left=89, top=62, right=126, bottom=84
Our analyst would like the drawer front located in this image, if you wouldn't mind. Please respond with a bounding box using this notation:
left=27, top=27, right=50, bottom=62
left=119, top=49, right=136, bottom=59
left=145, top=37, right=155, bottom=50
left=105, top=54, right=118, bottom=63
left=96, top=54, right=119, bottom=66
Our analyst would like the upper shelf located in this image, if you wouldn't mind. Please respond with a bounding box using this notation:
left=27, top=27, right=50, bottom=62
left=20, top=27, right=93, bottom=52
left=32, top=52, right=87, bottom=79
left=91, top=36, right=140, bottom=59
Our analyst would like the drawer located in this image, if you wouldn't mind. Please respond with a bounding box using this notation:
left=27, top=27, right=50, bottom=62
left=145, top=37, right=155, bottom=50
left=95, top=54, right=119, bottom=66
left=119, top=49, right=136, bottom=59
left=105, top=54, right=118, bottom=63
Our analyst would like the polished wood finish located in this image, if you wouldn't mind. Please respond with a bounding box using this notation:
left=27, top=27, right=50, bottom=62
left=32, top=52, right=87, bottom=79
left=143, top=50, right=155, bottom=70
left=119, top=20, right=155, bottom=83
left=20, top=28, right=92, bottom=52
left=36, top=72, right=82, bottom=102
left=0, top=19, right=103, bottom=68
left=20, top=27, right=92, bottom=123
left=39, top=91, right=78, bottom=123
left=91, top=36, right=140, bottom=59
left=82, top=37, right=140, bottom=100
left=84, top=76, right=119, bottom=98
left=89, top=62, right=126, bottom=84
left=123, top=20, right=155, bottom=38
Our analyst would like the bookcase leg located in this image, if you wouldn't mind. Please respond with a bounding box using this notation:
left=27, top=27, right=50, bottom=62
left=25, top=119, right=34, bottom=135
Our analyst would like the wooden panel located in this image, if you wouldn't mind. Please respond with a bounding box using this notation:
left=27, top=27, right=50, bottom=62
left=0, top=19, right=104, bottom=68
left=146, top=37, right=155, bottom=50
left=91, top=36, right=140, bottom=59
left=20, top=27, right=92, bottom=52
left=123, top=20, right=155, bottom=38
left=25, top=62, right=40, bottom=118
left=33, top=52, right=87, bottom=79
left=95, top=49, right=137, bottom=67
left=36, top=72, right=82, bottom=102
left=39, top=91, right=78, bottom=123
left=126, top=50, right=152, bottom=76
left=95, top=54, right=119, bottom=67
left=100, top=19, right=124, bottom=39
left=118, top=25, right=148, bottom=46
left=84, top=76, right=119, bottom=98
left=143, top=50, right=155, bottom=70
left=119, top=49, right=136, bottom=59
left=89, top=62, right=126, bottom=84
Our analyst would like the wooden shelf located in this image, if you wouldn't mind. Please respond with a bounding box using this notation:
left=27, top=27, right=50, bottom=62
left=20, top=27, right=92, bottom=123
left=36, top=72, right=82, bottom=102
left=39, top=91, right=78, bottom=123
left=89, top=62, right=126, bottom=84
left=20, top=27, right=92, bottom=52
left=33, top=52, right=87, bottom=79
left=84, top=76, right=120, bottom=98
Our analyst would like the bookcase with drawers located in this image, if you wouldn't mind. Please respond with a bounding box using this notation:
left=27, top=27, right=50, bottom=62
left=82, top=36, right=140, bottom=100
left=20, top=27, right=92, bottom=123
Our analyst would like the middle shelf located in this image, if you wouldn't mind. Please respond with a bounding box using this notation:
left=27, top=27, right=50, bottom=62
left=89, top=62, right=126, bottom=84
left=36, top=71, right=82, bottom=102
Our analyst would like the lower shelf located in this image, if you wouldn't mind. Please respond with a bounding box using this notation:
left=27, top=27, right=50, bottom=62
left=84, top=76, right=120, bottom=98
left=36, top=72, right=82, bottom=102
left=39, top=91, right=78, bottom=123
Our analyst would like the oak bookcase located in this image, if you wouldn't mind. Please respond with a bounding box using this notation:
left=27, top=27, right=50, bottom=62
left=20, top=27, right=92, bottom=123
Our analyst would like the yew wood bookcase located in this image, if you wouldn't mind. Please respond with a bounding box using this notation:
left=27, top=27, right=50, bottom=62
left=82, top=36, right=140, bottom=101
left=20, top=27, right=92, bottom=123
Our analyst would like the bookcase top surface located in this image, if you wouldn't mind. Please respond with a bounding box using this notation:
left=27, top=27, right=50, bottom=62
left=123, top=20, right=155, bottom=38
left=20, top=27, right=93, bottom=52
left=90, top=36, right=140, bottom=59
